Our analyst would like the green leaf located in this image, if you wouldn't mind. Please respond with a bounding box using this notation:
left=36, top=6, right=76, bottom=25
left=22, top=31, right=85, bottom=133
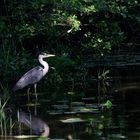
left=103, top=100, right=112, bottom=109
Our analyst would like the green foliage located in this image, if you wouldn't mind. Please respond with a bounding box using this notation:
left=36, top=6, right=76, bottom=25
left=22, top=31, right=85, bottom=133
left=67, top=15, right=81, bottom=33
left=0, top=0, right=139, bottom=55
left=0, top=41, right=36, bottom=84
left=0, top=19, right=6, bottom=34
left=0, top=88, right=10, bottom=135
left=103, top=100, right=112, bottom=109
left=0, top=0, right=140, bottom=109
left=0, top=1, right=139, bottom=136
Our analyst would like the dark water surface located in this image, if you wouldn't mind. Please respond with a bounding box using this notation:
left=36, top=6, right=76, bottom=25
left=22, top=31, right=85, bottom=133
left=1, top=103, right=140, bottom=140
left=2, top=79, right=140, bottom=140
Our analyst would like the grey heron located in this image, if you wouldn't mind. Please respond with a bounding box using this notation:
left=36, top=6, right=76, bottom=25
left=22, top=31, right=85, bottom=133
left=13, top=53, right=55, bottom=114
left=18, top=111, right=50, bottom=137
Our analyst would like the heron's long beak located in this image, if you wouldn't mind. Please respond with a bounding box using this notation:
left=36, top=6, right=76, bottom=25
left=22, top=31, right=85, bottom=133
left=47, top=54, right=55, bottom=57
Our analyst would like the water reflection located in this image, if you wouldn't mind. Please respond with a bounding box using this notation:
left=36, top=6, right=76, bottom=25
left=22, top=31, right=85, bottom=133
left=2, top=82, right=140, bottom=140
left=1, top=106, right=140, bottom=140
left=18, top=111, right=50, bottom=137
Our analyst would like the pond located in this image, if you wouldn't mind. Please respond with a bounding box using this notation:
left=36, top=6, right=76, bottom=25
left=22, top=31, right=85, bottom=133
left=1, top=98, right=140, bottom=140
left=1, top=76, right=140, bottom=140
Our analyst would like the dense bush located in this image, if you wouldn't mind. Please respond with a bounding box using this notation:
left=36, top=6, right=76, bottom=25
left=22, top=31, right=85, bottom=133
left=0, top=0, right=140, bottom=91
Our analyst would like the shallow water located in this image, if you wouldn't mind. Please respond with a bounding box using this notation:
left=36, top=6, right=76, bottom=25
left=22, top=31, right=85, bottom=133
left=2, top=79, right=140, bottom=140
left=1, top=103, right=140, bottom=140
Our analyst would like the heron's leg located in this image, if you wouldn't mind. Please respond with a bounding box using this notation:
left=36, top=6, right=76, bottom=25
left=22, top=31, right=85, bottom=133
left=17, top=110, right=22, bottom=135
left=34, top=84, right=37, bottom=115
left=34, top=84, right=37, bottom=101
left=29, top=112, right=32, bottom=135
left=27, top=88, right=31, bottom=102
left=27, top=88, right=31, bottom=112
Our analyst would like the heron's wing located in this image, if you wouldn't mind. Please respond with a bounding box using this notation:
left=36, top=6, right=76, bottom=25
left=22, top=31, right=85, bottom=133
left=13, top=66, right=43, bottom=91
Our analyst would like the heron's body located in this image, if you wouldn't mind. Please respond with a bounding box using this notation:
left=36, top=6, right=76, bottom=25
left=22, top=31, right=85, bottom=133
left=13, top=66, right=46, bottom=91
left=13, top=53, right=54, bottom=92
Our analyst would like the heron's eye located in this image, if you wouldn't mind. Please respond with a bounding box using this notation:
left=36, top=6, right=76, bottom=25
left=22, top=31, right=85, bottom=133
left=43, top=52, right=48, bottom=55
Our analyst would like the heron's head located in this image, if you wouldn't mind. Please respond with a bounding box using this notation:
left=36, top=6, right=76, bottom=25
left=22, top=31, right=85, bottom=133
left=39, top=52, right=55, bottom=59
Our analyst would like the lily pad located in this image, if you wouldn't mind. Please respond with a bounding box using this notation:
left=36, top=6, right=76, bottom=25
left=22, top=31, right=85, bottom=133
left=13, top=135, right=38, bottom=138
left=48, top=111, right=64, bottom=115
left=25, top=103, right=40, bottom=107
left=60, top=118, right=85, bottom=123
left=110, top=134, right=126, bottom=139
left=79, top=108, right=99, bottom=113
left=52, top=105, right=69, bottom=110
left=71, top=102, right=85, bottom=106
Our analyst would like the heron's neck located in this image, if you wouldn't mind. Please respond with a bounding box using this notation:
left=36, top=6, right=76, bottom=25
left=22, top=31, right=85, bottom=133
left=39, top=58, right=49, bottom=76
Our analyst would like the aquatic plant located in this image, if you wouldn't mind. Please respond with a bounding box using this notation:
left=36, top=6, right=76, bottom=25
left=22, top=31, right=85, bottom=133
left=97, top=69, right=111, bottom=104
left=0, top=83, right=16, bottom=136
left=0, top=97, right=9, bottom=135
left=103, top=100, right=112, bottom=109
